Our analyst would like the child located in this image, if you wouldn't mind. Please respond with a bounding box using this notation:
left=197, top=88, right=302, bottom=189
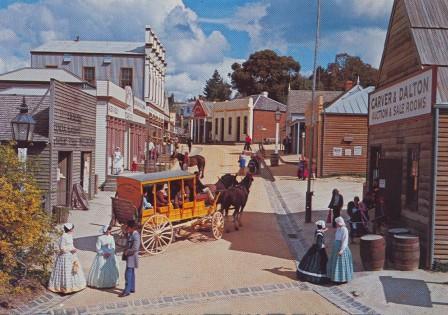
left=238, top=153, right=246, bottom=176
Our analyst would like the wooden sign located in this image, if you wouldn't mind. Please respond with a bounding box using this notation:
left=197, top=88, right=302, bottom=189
left=369, top=69, right=433, bottom=126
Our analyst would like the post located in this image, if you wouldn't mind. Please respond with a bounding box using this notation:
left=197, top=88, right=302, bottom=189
left=305, top=0, right=321, bottom=223
left=275, top=121, right=279, bottom=154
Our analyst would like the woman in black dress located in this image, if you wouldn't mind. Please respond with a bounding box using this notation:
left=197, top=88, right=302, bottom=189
left=297, top=220, right=328, bottom=284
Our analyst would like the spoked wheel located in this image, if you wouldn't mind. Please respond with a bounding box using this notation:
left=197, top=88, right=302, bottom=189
left=211, top=211, right=224, bottom=240
left=141, top=214, right=173, bottom=255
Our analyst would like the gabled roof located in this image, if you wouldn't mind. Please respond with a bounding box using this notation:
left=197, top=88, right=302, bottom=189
left=251, top=94, right=287, bottom=112
left=287, top=90, right=342, bottom=115
left=208, top=97, right=252, bottom=112
left=325, top=85, right=375, bottom=115
left=31, top=40, right=145, bottom=55
left=0, top=94, right=50, bottom=142
left=0, top=68, right=86, bottom=84
left=0, top=88, right=49, bottom=96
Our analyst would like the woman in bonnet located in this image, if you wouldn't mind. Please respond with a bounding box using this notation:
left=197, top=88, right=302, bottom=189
left=87, top=225, right=119, bottom=288
left=48, top=223, right=86, bottom=293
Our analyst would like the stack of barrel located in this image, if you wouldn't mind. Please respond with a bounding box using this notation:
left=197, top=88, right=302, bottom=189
left=359, top=229, right=420, bottom=271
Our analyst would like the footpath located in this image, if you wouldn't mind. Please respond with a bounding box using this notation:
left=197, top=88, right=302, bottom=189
left=267, top=157, right=448, bottom=315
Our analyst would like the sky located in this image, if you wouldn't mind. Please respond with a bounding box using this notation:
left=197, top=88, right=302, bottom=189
left=0, top=0, right=394, bottom=100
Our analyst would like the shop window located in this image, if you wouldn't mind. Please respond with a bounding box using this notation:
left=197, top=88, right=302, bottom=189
left=215, top=118, right=218, bottom=135
left=228, top=117, right=232, bottom=135
left=83, top=67, right=95, bottom=85
left=120, top=68, right=133, bottom=88
left=406, top=145, right=419, bottom=210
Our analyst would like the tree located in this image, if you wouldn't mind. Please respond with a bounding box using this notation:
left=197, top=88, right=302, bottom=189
left=203, top=70, right=232, bottom=101
left=230, top=50, right=301, bottom=103
left=312, top=53, right=379, bottom=90
left=0, top=144, right=57, bottom=299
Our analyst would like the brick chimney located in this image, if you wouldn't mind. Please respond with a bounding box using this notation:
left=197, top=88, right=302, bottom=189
left=344, top=80, right=354, bottom=91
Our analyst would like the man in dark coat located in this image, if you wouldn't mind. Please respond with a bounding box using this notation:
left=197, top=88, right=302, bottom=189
left=328, top=189, right=344, bottom=228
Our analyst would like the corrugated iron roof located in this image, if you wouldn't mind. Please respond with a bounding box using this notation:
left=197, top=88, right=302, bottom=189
left=118, top=170, right=194, bottom=183
left=412, top=28, right=448, bottom=66
left=0, top=88, right=49, bottom=96
left=0, top=68, right=85, bottom=83
left=208, top=97, right=252, bottom=112
left=437, top=67, right=448, bottom=104
left=405, top=0, right=448, bottom=28
left=252, top=95, right=287, bottom=112
left=325, top=85, right=375, bottom=115
left=287, top=90, right=342, bottom=115
left=32, top=40, right=145, bottom=55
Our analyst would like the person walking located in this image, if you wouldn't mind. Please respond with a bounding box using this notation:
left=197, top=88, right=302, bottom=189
left=87, top=225, right=119, bottom=289
left=187, top=138, right=192, bottom=153
left=297, top=158, right=306, bottom=180
left=238, top=153, right=247, bottom=176
left=48, top=223, right=86, bottom=294
left=327, top=217, right=354, bottom=283
left=119, top=220, right=140, bottom=297
left=147, top=140, right=155, bottom=160
left=297, top=220, right=328, bottom=284
left=328, top=189, right=344, bottom=228
left=244, top=134, right=252, bottom=151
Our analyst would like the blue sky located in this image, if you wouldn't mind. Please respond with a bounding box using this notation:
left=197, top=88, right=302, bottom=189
left=0, top=0, right=394, bottom=100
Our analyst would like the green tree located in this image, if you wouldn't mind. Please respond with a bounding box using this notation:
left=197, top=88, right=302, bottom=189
left=0, top=144, right=57, bottom=298
left=203, top=70, right=232, bottom=101
left=230, top=49, right=301, bottom=103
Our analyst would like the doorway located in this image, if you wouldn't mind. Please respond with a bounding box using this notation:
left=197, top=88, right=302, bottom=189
left=220, top=118, right=224, bottom=142
left=57, top=151, right=72, bottom=206
left=379, top=158, right=402, bottom=220
left=236, top=117, right=241, bottom=142
left=81, top=152, right=92, bottom=198
left=369, top=146, right=382, bottom=190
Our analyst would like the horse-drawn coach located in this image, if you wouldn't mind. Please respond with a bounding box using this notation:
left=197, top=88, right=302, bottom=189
left=110, top=170, right=224, bottom=255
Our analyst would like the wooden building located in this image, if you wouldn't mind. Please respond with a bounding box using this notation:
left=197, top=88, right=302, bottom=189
left=307, top=82, right=373, bottom=177
left=0, top=79, right=96, bottom=212
left=367, top=0, right=448, bottom=267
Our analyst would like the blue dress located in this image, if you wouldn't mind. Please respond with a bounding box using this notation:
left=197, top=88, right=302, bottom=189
left=327, top=226, right=354, bottom=282
left=87, top=235, right=120, bottom=288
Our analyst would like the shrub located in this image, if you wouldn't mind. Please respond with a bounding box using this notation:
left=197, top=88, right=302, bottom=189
left=0, top=144, right=57, bottom=298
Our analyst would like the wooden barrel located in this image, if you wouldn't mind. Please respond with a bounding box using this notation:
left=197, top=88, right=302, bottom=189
left=386, top=228, right=409, bottom=262
left=360, top=234, right=386, bottom=271
left=393, top=234, right=420, bottom=271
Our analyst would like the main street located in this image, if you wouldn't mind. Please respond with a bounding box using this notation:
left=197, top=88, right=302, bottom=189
left=45, top=144, right=344, bottom=314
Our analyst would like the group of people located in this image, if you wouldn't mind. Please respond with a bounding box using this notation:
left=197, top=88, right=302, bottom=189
left=48, top=221, right=140, bottom=297
left=238, top=152, right=260, bottom=176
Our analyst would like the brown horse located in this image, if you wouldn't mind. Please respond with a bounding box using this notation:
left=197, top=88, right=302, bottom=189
left=217, top=174, right=254, bottom=231
left=171, top=152, right=206, bottom=178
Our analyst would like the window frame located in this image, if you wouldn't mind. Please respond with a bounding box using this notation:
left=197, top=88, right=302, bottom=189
left=120, top=67, right=133, bottom=88
left=228, top=117, right=232, bottom=135
left=82, top=66, right=96, bottom=86
left=406, top=144, right=420, bottom=211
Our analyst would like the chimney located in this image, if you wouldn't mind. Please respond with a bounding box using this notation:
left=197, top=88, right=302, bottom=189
left=74, top=35, right=80, bottom=41
left=261, top=91, right=268, bottom=97
left=145, top=25, right=152, bottom=45
left=344, top=80, right=354, bottom=91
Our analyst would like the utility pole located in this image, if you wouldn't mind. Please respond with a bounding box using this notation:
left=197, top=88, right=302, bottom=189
left=305, top=0, right=321, bottom=223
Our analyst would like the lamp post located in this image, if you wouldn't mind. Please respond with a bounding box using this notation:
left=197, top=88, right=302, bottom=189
left=11, top=96, right=36, bottom=162
left=270, top=106, right=282, bottom=167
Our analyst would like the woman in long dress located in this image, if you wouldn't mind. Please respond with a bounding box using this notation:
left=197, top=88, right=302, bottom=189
left=87, top=225, right=120, bottom=288
left=48, top=223, right=86, bottom=293
left=113, top=147, right=123, bottom=175
left=327, top=217, right=354, bottom=283
left=297, top=220, right=328, bottom=284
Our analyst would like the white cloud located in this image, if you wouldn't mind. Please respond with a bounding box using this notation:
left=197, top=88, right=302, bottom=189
left=322, top=27, right=387, bottom=67
left=334, top=0, right=394, bottom=19
left=0, top=0, right=231, bottom=100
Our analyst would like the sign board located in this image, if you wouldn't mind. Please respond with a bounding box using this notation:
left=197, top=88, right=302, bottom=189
left=345, top=149, right=352, bottom=156
left=354, top=146, right=362, bottom=156
left=18, top=148, right=27, bottom=163
left=369, top=69, right=433, bottom=125
left=379, top=179, right=386, bottom=188
left=108, top=103, right=146, bottom=125
left=333, top=147, right=343, bottom=157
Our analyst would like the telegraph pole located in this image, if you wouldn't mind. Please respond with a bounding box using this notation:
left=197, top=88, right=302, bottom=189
left=305, top=0, right=321, bottom=223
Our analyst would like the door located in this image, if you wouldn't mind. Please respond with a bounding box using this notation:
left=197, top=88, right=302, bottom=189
left=379, top=158, right=402, bottom=220
left=57, top=151, right=72, bottom=206
left=81, top=152, right=92, bottom=198
left=220, top=118, right=224, bottom=142
left=369, top=146, right=382, bottom=190
left=236, top=117, right=241, bottom=142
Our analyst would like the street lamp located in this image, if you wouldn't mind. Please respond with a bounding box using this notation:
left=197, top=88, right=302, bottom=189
left=11, top=96, right=36, bottom=163
left=270, top=106, right=282, bottom=167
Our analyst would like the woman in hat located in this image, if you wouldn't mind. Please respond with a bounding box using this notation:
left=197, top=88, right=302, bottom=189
left=327, top=217, right=354, bottom=283
left=48, top=223, right=86, bottom=293
left=296, top=220, right=328, bottom=284
left=87, top=225, right=120, bottom=289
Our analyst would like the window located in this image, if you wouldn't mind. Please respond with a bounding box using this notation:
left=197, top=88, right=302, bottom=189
left=215, top=118, right=218, bottom=135
left=63, top=54, right=72, bottom=63
left=83, top=67, right=95, bottom=85
left=120, top=68, right=133, bottom=88
left=406, top=145, right=419, bottom=210
left=243, top=116, right=248, bottom=134
left=103, top=55, right=112, bottom=64
left=228, top=117, right=232, bottom=135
